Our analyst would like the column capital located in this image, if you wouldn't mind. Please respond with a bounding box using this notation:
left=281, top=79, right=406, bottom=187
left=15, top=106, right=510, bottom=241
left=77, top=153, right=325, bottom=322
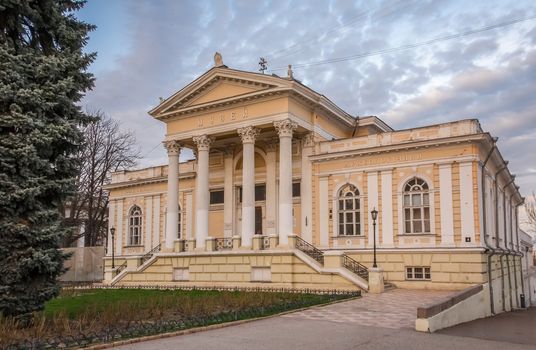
left=237, top=126, right=260, bottom=144
left=163, top=140, right=182, bottom=156
left=193, top=134, right=214, bottom=151
left=274, top=119, right=297, bottom=138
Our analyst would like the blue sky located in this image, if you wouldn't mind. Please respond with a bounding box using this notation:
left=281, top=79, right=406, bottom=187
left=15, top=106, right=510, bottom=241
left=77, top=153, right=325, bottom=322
left=76, top=0, right=536, bottom=214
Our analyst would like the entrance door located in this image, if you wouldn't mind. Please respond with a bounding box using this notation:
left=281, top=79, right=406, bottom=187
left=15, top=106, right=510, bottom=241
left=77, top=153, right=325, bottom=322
left=255, top=206, right=263, bottom=235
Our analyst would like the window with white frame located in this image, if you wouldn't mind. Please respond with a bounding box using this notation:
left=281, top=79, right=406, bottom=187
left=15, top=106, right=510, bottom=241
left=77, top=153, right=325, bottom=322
left=406, top=266, right=431, bottom=280
left=403, top=177, right=430, bottom=234
left=337, top=184, right=361, bottom=236
left=128, top=205, right=142, bottom=245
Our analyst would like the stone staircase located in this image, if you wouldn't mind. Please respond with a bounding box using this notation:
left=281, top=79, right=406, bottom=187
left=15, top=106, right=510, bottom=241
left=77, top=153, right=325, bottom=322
left=291, top=235, right=370, bottom=290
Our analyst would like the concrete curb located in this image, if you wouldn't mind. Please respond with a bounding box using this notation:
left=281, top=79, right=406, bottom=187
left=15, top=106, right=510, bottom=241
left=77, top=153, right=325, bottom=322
left=85, top=296, right=360, bottom=349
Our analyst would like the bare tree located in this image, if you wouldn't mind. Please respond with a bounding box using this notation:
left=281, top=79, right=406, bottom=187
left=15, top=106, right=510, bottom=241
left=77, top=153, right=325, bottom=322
left=525, top=191, right=536, bottom=237
left=63, top=111, right=140, bottom=247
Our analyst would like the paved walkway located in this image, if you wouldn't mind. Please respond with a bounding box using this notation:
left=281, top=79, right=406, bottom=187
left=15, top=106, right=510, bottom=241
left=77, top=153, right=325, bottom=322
left=112, top=289, right=536, bottom=350
left=283, top=288, right=452, bottom=329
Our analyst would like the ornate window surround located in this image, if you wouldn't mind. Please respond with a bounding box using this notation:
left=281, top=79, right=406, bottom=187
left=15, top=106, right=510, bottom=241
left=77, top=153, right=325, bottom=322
left=128, top=205, right=143, bottom=246
left=332, top=182, right=364, bottom=237
left=402, top=177, right=431, bottom=234
left=397, top=173, right=436, bottom=237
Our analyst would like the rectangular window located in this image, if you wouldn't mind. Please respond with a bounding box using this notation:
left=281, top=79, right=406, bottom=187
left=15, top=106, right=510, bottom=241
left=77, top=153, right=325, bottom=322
left=238, top=185, right=266, bottom=202
left=251, top=267, right=271, bottom=282
left=210, top=189, right=224, bottom=204
left=292, top=182, right=301, bottom=197
left=405, top=266, right=431, bottom=281
left=255, top=184, right=266, bottom=201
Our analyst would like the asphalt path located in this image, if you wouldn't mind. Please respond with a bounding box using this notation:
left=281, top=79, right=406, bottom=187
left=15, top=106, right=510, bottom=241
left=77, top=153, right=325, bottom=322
left=112, top=305, right=536, bottom=350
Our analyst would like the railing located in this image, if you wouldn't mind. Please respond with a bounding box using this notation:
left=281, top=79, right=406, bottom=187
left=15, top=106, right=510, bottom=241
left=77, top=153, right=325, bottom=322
left=215, top=237, right=233, bottom=251
left=141, top=244, right=161, bottom=265
left=342, top=254, right=369, bottom=281
left=115, top=261, right=127, bottom=274
left=295, top=236, right=324, bottom=265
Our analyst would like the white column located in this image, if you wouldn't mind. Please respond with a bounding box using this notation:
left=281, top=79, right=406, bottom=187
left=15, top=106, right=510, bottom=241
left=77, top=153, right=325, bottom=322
left=193, top=135, right=213, bottom=248
left=301, top=133, right=314, bottom=243
left=380, top=170, right=394, bottom=247
left=116, top=199, right=123, bottom=255
left=439, top=163, right=455, bottom=246
left=223, top=149, right=234, bottom=237
left=319, top=177, right=329, bottom=247
left=274, top=119, right=297, bottom=245
left=460, top=162, right=476, bottom=246
left=152, top=195, right=160, bottom=247
left=144, top=196, right=153, bottom=251
left=164, top=140, right=181, bottom=250
left=107, top=200, right=115, bottom=256
left=265, top=142, right=277, bottom=236
left=237, top=126, right=259, bottom=247
left=367, top=171, right=379, bottom=247
left=185, top=191, right=193, bottom=240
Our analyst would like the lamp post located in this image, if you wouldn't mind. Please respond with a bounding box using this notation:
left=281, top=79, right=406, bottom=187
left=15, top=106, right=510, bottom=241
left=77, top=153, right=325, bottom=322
left=110, top=227, right=115, bottom=269
left=371, top=208, right=378, bottom=268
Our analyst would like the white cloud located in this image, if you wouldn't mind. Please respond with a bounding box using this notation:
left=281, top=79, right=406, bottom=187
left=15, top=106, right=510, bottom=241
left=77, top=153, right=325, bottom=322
left=80, top=0, right=536, bottom=195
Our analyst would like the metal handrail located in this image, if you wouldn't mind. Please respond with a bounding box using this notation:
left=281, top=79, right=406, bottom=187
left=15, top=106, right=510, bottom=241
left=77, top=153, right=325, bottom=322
left=141, top=244, right=161, bottom=265
left=215, top=237, right=233, bottom=250
left=342, top=254, right=369, bottom=281
left=295, top=236, right=324, bottom=265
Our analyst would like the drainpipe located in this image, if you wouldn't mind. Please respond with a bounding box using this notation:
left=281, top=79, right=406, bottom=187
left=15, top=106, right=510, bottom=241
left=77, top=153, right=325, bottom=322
left=502, top=175, right=516, bottom=308
left=515, top=201, right=527, bottom=307
left=502, top=178, right=515, bottom=310
left=494, top=161, right=508, bottom=312
left=481, top=138, right=498, bottom=315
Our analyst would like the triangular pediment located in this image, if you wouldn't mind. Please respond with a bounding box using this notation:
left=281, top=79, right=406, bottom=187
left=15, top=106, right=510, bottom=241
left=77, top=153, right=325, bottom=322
left=182, top=80, right=263, bottom=107
left=150, top=68, right=290, bottom=118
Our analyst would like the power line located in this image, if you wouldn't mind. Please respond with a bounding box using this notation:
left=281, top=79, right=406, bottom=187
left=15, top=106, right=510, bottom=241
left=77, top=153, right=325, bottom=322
left=141, top=142, right=162, bottom=159
left=268, top=0, right=414, bottom=64
left=268, top=14, right=536, bottom=72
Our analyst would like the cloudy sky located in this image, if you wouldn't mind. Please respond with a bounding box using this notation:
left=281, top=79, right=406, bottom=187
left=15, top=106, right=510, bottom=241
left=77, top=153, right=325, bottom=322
left=77, top=0, right=536, bottom=203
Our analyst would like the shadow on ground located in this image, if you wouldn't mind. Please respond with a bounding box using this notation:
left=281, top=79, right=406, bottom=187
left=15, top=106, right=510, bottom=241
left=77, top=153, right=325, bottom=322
left=438, top=307, right=536, bottom=346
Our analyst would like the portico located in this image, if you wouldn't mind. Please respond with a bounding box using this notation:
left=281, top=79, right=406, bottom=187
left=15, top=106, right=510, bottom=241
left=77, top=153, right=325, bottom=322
left=163, top=118, right=301, bottom=250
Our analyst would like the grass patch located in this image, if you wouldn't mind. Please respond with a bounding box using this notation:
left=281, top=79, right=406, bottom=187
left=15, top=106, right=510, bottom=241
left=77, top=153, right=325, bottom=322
left=2, top=288, right=358, bottom=349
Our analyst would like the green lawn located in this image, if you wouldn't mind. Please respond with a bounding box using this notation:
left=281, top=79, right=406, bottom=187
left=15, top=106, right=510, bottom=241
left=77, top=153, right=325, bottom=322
left=2, top=288, right=358, bottom=349
left=44, top=288, right=342, bottom=319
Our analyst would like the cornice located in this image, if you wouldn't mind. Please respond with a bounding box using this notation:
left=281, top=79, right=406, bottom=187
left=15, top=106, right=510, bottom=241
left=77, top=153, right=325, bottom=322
left=103, top=172, right=196, bottom=190
left=311, top=134, right=486, bottom=162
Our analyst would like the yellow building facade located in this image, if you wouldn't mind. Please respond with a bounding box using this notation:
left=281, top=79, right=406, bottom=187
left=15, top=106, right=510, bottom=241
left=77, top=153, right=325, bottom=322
left=103, top=55, right=526, bottom=312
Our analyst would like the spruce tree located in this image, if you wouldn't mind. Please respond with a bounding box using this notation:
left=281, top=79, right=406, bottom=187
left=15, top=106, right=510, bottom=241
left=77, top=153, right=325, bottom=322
left=0, top=0, right=95, bottom=318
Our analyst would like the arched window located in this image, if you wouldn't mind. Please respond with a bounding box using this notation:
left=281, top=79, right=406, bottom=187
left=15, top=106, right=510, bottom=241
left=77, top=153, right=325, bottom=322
left=403, top=177, right=430, bottom=234
left=337, top=184, right=361, bottom=236
left=128, top=205, right=142, bottom=245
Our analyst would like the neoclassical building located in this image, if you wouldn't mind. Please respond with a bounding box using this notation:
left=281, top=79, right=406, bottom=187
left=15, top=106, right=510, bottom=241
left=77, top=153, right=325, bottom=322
left=104, top=54, right=528, bottom=312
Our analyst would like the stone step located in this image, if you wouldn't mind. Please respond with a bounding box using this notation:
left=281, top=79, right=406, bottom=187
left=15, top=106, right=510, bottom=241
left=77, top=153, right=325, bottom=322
left=384, top=282, right=396, bottom=291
